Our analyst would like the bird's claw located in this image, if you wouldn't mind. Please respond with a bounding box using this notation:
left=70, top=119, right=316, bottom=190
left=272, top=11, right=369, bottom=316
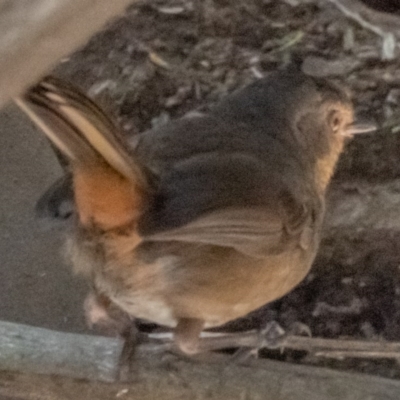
left=259, top=321, right=312, bottom=350
left=259, top=321, right=286, bottom=349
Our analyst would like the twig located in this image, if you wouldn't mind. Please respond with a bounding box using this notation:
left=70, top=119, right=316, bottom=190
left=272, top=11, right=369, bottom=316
left=325, top=0, right=398, bottom=60
left=148, top=329, right=400, bottom=360
left=284, top=336, right=400, bottom=360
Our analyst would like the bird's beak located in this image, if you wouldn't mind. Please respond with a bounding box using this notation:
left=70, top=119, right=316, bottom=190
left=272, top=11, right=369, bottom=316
left=343, top=121, right=377, bottom=136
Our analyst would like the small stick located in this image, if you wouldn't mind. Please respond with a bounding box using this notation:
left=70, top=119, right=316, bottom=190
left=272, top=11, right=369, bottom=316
left=147, top=329, right=400, bottom=360
left=325, top=0, right=398, bottom=60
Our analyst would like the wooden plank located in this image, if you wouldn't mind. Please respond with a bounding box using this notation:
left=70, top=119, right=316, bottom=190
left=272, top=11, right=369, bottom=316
left=0, top=320, right=400, bottom=399
left=0, top=0, right=135, bottom=108
left=0, top=320, right=124, bottom=382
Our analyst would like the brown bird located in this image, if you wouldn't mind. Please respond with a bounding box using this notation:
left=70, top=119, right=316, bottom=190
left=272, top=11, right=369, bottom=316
left=15, top=68, right=370, bottom=354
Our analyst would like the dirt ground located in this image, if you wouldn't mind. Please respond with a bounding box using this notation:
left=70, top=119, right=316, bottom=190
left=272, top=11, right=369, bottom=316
left=3, top=0, right=400, bottom=382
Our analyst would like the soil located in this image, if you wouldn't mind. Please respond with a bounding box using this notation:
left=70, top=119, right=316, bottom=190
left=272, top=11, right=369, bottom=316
left=32, top=0, right=400, bottom=380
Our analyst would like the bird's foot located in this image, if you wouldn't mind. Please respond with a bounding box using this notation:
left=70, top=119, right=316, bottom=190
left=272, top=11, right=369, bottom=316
left=84, top=291, right=133, bottom=337
left=83, top=292, right=140, bottom=380
left=118, top=323, right=141, bottom=381
left=242, top=320, right=312, bottom=359
left=259, top=320, right=312, bottom=349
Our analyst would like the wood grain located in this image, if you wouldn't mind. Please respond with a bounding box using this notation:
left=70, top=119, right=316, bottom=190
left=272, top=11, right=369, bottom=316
left=0, top=0, right=134, bottom=108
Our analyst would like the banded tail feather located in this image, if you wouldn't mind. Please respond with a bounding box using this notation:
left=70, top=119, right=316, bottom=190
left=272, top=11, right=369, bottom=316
left=16, top=77, right=148, bottom=230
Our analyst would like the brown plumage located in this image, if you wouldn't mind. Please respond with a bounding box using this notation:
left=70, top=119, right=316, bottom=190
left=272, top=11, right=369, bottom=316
left=16, top=69, right=367, bottom=353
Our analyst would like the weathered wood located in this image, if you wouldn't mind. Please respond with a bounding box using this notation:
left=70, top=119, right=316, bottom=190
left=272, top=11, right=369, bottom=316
left=0, top=0, right=135, bottom=109
left=1, top=320, right=400, bottom=399
left=0, top=320, right=124, bottom=382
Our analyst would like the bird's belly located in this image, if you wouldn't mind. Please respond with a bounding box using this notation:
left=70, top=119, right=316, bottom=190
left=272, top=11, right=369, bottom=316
left=110, top=291, right=238, bottom=329
left=110, top=292, right=177, bottom=327
left=160, top=248, right=316, bottom=328
left=89, top=244, right=315, bottom=330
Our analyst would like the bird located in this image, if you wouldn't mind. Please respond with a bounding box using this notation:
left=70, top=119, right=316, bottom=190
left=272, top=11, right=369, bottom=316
left=15, top=68, right=371, bottom=354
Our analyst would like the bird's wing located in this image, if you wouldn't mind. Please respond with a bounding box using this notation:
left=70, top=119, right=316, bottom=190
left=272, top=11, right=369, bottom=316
left=140, top=153, right=317, bottom=258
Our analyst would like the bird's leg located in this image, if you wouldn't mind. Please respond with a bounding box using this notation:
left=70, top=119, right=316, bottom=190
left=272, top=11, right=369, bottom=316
left=118, top=323, right=141, bottom=381
left=84, top=291, right=134, bottom=336
left=84, top=292, right=141, bottom=380
left=174, top=318, right=205, bottom=354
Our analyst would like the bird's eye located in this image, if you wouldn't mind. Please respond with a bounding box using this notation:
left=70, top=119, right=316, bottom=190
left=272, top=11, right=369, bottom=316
left=328, top=110, right=342, bottom=133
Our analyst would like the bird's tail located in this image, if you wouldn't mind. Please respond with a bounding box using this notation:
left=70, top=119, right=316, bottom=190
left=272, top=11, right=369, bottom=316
left=16, top=76, right=148, bottom=230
